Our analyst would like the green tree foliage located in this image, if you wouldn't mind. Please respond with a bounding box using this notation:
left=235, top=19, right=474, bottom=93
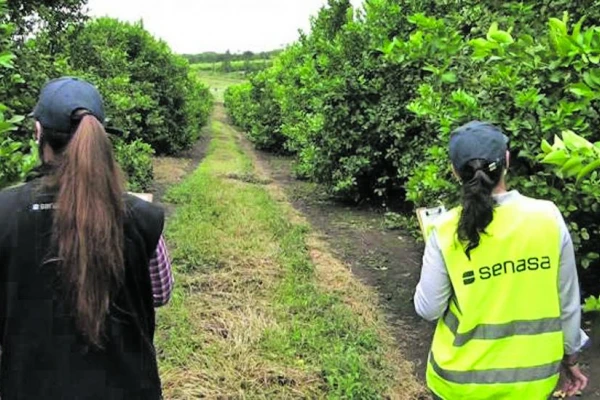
left=0, top=4, right=212, bottom=191
left=1, top=0, right=88, bottom=140
left=541, top=131, right=600, bottom=311
left=113, top=139, right=155, bottom=193
left=68, top=18, right=212, bottom=155
left=0, top=0, right=38, bottom=188
left=225, top=0, right=600, bottom=294
left=191, top=59, right=273, bottom=74
left=182, top=49, right=282, bottom=64
left=225, top=68, right=285, bottom=151
left=7, top=0, right=87, bottom=42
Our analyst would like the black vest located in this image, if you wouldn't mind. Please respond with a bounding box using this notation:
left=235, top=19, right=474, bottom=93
left=0, top=179, right=164, bottom=399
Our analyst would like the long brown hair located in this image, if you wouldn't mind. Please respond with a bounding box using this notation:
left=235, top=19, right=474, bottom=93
left=44, top=112, right=125, bottom=348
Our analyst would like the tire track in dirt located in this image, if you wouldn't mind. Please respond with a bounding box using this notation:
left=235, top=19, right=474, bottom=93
left=249, top=148, right=436, bottom=382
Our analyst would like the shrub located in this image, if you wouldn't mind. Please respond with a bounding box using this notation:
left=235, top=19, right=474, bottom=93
left=395, top=14, right=600, bottom=296
left=224, top=0, right=600, bottom=294
left=1, top=9, right=213, bottom=191
left=224, top=82, right=254, bottom=130
left=541, top=131, right=600, bottom=306
left=67, top=18, right=212, bottom=155
left=0, top=0, right=38, bottom=190
left=226, top=69, right=285, bottom=152
left=113, top=139, right=155, bottom=192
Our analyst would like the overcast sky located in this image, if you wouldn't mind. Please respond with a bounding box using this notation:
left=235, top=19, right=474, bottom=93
left=86, top=0, right=363, bottom=54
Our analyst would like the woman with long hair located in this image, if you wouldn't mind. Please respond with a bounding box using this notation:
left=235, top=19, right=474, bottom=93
left=0, top=77, right=173, bottom=399
left=415, top=121, right=589, bottom=399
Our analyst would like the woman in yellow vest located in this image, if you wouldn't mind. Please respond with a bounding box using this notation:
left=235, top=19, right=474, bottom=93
left=414, top=121, right=589, bottom=399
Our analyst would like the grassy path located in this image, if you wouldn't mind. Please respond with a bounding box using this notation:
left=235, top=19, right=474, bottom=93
left=154, top=105, right=425, bottom=399
left=196, top=72, right=246, bottom=103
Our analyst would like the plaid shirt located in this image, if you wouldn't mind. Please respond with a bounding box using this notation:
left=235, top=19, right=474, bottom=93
left=148, top=235, right=174, bottom=307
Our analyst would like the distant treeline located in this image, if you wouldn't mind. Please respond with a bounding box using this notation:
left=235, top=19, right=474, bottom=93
left=182, top=50, right=283, bottom=65
left=191, top=59, right=274, bottom=74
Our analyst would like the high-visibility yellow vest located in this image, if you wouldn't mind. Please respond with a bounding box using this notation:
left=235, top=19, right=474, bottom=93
left=427, top=196, right=564, bottom=400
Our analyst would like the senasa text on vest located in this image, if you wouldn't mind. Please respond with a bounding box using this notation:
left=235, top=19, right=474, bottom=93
left=463, top=256, right=552, bottom=285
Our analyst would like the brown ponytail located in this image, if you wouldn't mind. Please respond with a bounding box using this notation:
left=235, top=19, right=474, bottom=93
left=49, top=113, right=125, bottom=348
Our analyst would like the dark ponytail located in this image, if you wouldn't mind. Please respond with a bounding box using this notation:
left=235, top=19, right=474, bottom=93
left=42, top=111, right=125, bottom=348
left=457, top=159, right=504, bottom=259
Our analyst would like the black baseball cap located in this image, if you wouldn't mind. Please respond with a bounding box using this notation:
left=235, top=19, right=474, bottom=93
left=32, top=77, right=121, bottom=135
left=449, top=121, right=509, bottom=171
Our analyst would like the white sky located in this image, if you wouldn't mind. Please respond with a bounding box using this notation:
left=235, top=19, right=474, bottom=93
left=86, top=0, right=363, bottom=54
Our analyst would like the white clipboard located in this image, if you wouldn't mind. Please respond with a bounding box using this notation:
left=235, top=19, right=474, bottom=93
left=415, top=205, right=446, bottom=240
left=129, top=193, right=153, bottom=203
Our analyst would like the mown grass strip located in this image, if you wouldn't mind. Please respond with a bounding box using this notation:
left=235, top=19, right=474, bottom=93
left=155, top=113, right=423, bottom=399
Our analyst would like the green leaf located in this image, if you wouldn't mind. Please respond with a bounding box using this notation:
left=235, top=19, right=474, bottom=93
left=486, top=22, right=499, bottom=41
left=441, top=72, right=457, bottom=83
left=541, top=139, right=553, bottom=154
left=489, top=31, right=514, bottom=45
left=562, top=130, right=594, bottom=151
left=469, top=38, right=490, bottom=48
left=7, top=115, right=24, bottom=124
left=560, top=156, right=584, bottom=177
left=422, top=65, right=439, bottom=74
left=0, top=51, right=15, bottom=68
left=583, top=72, right=599, bottom=89
left=581, top=229, right=590, bottom=241
left=379, top=38, right=397, bottom=55
left=549, top=17, right=568, bottom=35
left=573, top=16, right=586, bottom=39
left=569, top=82, right=596, bottom=98
left=576, top=159, right=600, bottom=182
left=583, top=296, right=600, bottom=313
left=553, top=135, right=566, bottom=150
left=542, top=149, right=568, bottom=166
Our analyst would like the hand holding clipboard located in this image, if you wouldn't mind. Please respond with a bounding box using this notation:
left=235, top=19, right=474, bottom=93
left=415, top=205, right=446, bottom=241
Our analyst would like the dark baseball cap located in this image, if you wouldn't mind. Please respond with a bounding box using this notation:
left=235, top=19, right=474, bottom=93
left=449, top=121, right=509, bottom=171
left=32, top=77, right=121, bottom=135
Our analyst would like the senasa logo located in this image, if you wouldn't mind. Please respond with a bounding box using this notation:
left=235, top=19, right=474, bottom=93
left=462, top=256, right=552, bottom=286
left=462, top=271, right=475, bottom=285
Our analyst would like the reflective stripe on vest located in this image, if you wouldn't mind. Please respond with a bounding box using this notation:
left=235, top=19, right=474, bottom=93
left=443, top=309, right=562, bottom=347
left=426, top=196, right=564, bottom=399
left=430, top=352, right=561, bottom=384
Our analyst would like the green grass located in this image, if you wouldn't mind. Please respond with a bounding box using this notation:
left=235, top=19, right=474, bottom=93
left=155, top=111, right=422, bottom=398
left=196, top=71, right=246, bottom=103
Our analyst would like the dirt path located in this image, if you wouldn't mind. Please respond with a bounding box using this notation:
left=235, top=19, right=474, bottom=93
left=248, top=149, right=600, bottom=398
left=154, top=104, right=426, bottom=399
left=155, top=100, right=598, bottom=397
left=250, top=151, right=435, bottom=379
left=151, top=116, right=212, bottom=215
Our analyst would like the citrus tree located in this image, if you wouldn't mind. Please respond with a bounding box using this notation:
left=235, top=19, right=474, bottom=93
left=541, top=131, right=600, bottom=312
left=68, top=18, right=212, bottom=155
left=225, top=2, right=600, bottom=297
left=0, top=7, right=213, bottom=191
left=0, top=0, right=37, bottom=189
